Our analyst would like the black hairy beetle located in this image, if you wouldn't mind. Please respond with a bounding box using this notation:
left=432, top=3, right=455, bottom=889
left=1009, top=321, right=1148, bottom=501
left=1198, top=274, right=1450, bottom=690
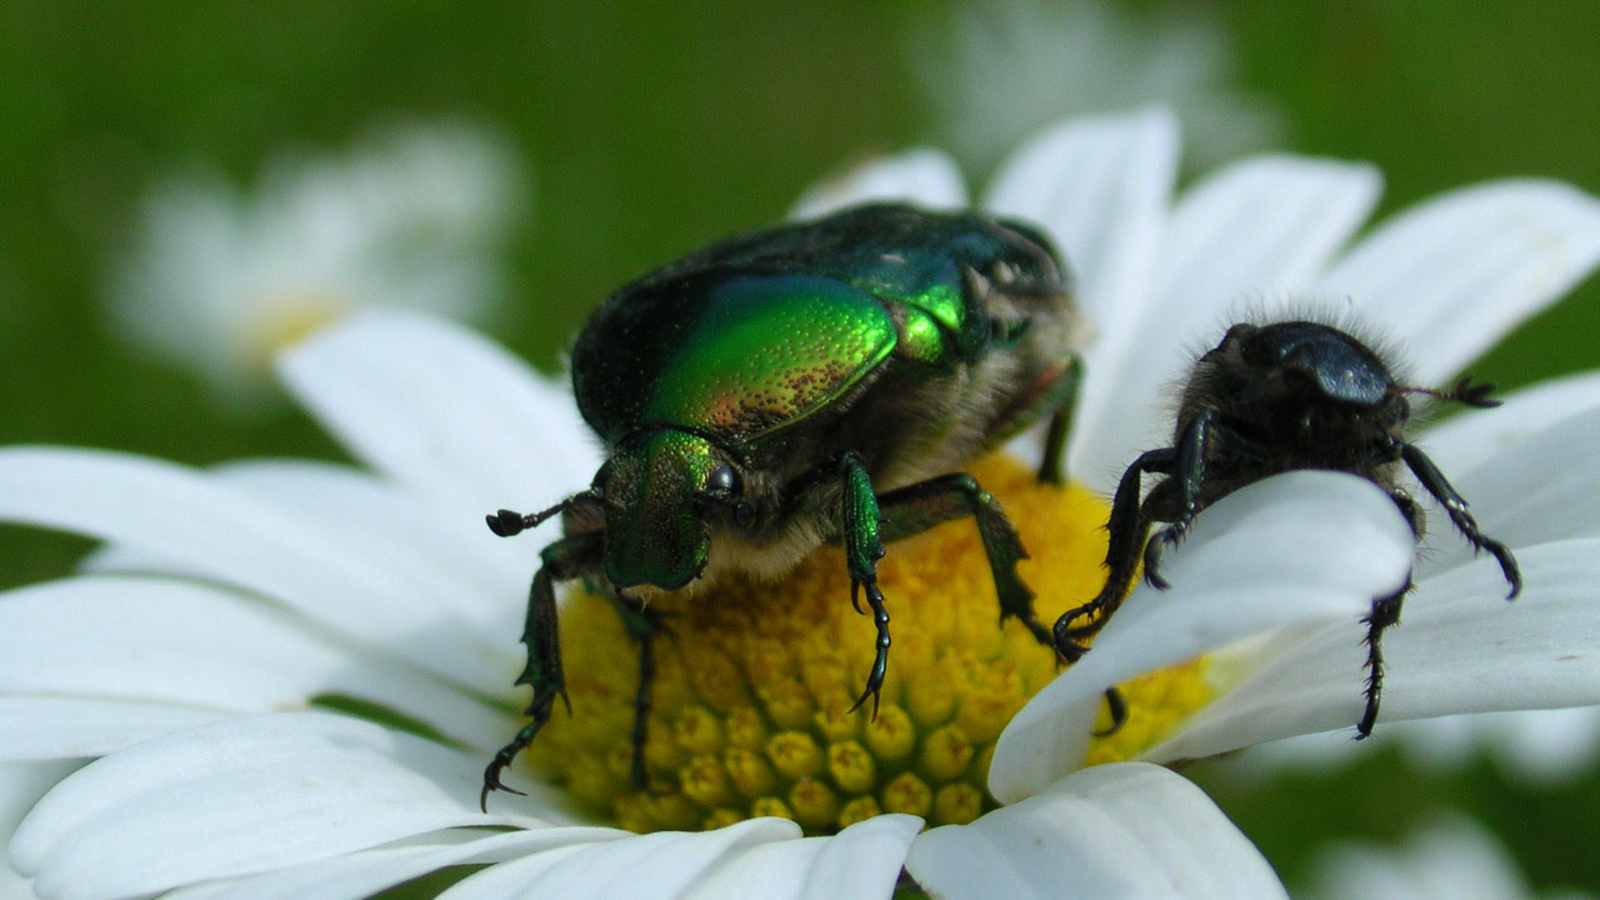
left=1053, top=319, right=1522, bottom=737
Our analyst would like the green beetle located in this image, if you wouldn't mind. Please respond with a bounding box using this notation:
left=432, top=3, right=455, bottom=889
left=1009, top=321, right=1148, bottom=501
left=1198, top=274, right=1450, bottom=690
left=481, top=203, right=1092, bottom=809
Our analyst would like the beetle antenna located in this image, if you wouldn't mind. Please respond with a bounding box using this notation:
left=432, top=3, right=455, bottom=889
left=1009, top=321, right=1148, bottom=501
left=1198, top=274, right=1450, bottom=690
left=1400, top=376, right=1501, bottom=409
left=486, top=491, right=598, bottom=538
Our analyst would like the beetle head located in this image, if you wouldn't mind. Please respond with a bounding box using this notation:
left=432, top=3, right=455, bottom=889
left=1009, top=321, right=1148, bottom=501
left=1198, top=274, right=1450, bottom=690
left=1216, top=320, right=1395, bottom=408
left=597, top=428, right=737, bottom=591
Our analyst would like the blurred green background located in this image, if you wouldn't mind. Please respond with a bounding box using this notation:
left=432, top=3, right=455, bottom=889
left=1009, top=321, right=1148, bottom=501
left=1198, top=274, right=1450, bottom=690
left=3, top=0, right=1597, bottom=893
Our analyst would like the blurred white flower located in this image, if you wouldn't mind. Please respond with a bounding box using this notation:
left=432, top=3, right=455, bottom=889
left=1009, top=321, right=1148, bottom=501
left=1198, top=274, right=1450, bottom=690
left=1244, top=705, right=1600, bottom=786
left=106, top=121, right=527, bottom=409
left=1302, top=815, right=1594, bottom=900
left=905, top=0, right=1281, bottom=173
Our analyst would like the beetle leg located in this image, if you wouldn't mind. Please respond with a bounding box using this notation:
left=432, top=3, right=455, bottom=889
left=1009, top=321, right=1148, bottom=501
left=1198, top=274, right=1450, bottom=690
left=1094, top=687, right=1129, bottom=736
left=1036, top=357, right=1083, bottom=486
left=612, top=593, right=670, bottom=789
left=1348, top=489, right=1428, bottom=738
left=1398, top=440, right=1521, bottom=599
left=1052, top=447, right=1177, bottom=660
left=871, top=470, right=1126, bottom=732
left=481, top=531, right=604, bottom=812
left=876, top=472, right=1045, bottom=642
left=1143, top=408, right=1218, bottom=589
left=1358, top=573, right=1413, bottom=738
left=837, top=453, right=890, bottom=718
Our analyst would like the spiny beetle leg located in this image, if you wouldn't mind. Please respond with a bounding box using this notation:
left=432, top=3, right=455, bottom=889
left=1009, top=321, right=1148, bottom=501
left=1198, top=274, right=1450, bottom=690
left=1095, top=687, right=1129, bottom=736
left=1034, top=358, right=1082, bottom=486
left=613, top=593, right=670, bottom=789
left=837, top=452, right=889, bottom=718
left=1357, top=575, right=1411, bottom=739
left=1051, top=448, right=1174, bottom=659
left=847, top=577, right=891, bottom=719
left=1398, top=441, right=1522, bottom=599
left=481, top=531, right=603, bottom=812
left=1144, top=408, right=1216, bottom=590
left=875, top=472, right=1051, bottom=647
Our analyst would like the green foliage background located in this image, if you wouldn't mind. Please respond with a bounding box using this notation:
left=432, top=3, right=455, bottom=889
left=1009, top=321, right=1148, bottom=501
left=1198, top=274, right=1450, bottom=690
left=3, top=0, right=1597, bottom=892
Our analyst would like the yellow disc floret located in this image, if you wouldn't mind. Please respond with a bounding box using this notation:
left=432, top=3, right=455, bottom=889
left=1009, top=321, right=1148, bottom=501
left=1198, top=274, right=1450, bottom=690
left=527, top=453, right=1212, bottom=834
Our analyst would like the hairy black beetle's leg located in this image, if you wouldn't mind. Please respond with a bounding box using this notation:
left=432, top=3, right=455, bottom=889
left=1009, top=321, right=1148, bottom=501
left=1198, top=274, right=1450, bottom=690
left=1350, top=490, right=1426, bottom=738
left=1397, top=441, right=1522, bottom=599
left=481, top=530, right=604, bottom=812
left=1357, top=573, right=1412, bottom=738
left=1052, top=447, right=1177, bottom=660
left=1094, top=686, right=1129, bottom=736
left=837, top=453, right=890, bottom=718
left=612, top=594, right=670, bottom=789
left=1143, top=408, right=1218, bottom=589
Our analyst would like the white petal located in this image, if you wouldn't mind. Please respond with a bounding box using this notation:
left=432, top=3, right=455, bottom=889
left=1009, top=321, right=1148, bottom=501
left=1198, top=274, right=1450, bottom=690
left=210, top=460, right=527, bottom=634
left=0, top=697, right=227, bottom=760
left=81, top=459, right=530, bottom=643
left=990, top=471, right=1413, bottom=803
left=186, top=828, right=627, bottom=900
left=688, top=814, right=920, bottom=900
left=788, top=150, right=968, bottom=220
left=982, top=109, right=1177, bottom=328
left=980, top=111, right=1180, bottom=481
left=0, top=447, right=508, bottom=691
left=11, top=713, right=560, bottom=899
left=1319, top=180, right=1600, bottom=385
left=1074, top=155, right=1382, bottom=491
left=2, top=761, right=76, bottom=898
left=907, top=763, right=1284, bottom=900
left=1415, top=369, right=1600, bottom=478
left=1418, top=405, right=1600, bottom=578
left=439, top=818, right=799, bottom=900
left=1148, top=538, right=1600, bottom=764
left=0, top=576, right=513, bottom=756
left=277, top=310, right=600, bottom=515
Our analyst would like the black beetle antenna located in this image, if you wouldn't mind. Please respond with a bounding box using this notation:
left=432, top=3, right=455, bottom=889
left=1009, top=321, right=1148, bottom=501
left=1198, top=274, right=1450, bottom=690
left=1400, top=376, right=1502, bottom=409
left=486, top=491, right=599, bottom=538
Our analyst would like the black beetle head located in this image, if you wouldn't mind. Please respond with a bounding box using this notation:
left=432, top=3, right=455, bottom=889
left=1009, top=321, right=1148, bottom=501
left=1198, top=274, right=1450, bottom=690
left=1228, top=320, right=1395, bottom=407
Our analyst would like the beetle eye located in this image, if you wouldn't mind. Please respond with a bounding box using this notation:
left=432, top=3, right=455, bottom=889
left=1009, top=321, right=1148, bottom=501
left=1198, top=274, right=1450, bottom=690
left=707, top=464, right=741, bottom=498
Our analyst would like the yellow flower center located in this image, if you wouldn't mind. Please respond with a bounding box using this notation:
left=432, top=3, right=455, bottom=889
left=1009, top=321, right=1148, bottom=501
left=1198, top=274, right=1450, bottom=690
left=528, top=454, right=1212, bottom=834
left=244, top=296, right=348, bottom=370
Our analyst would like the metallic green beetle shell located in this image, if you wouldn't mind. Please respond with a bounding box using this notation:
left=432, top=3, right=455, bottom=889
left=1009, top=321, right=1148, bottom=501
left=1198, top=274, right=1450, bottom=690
left=641, top=275, right=895, bottom=442
left=572, top=204, right=1064, bottom=449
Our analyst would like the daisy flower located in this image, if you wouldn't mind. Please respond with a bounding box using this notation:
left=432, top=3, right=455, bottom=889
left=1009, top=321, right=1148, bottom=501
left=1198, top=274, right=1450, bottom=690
left=106, top=120, right=526, bottom=409
left=5, top=109, right=1600, bottom=898
left=904, top=0, right=1280, bottom=173
left=1301, top=815, right=1589, bottom=900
